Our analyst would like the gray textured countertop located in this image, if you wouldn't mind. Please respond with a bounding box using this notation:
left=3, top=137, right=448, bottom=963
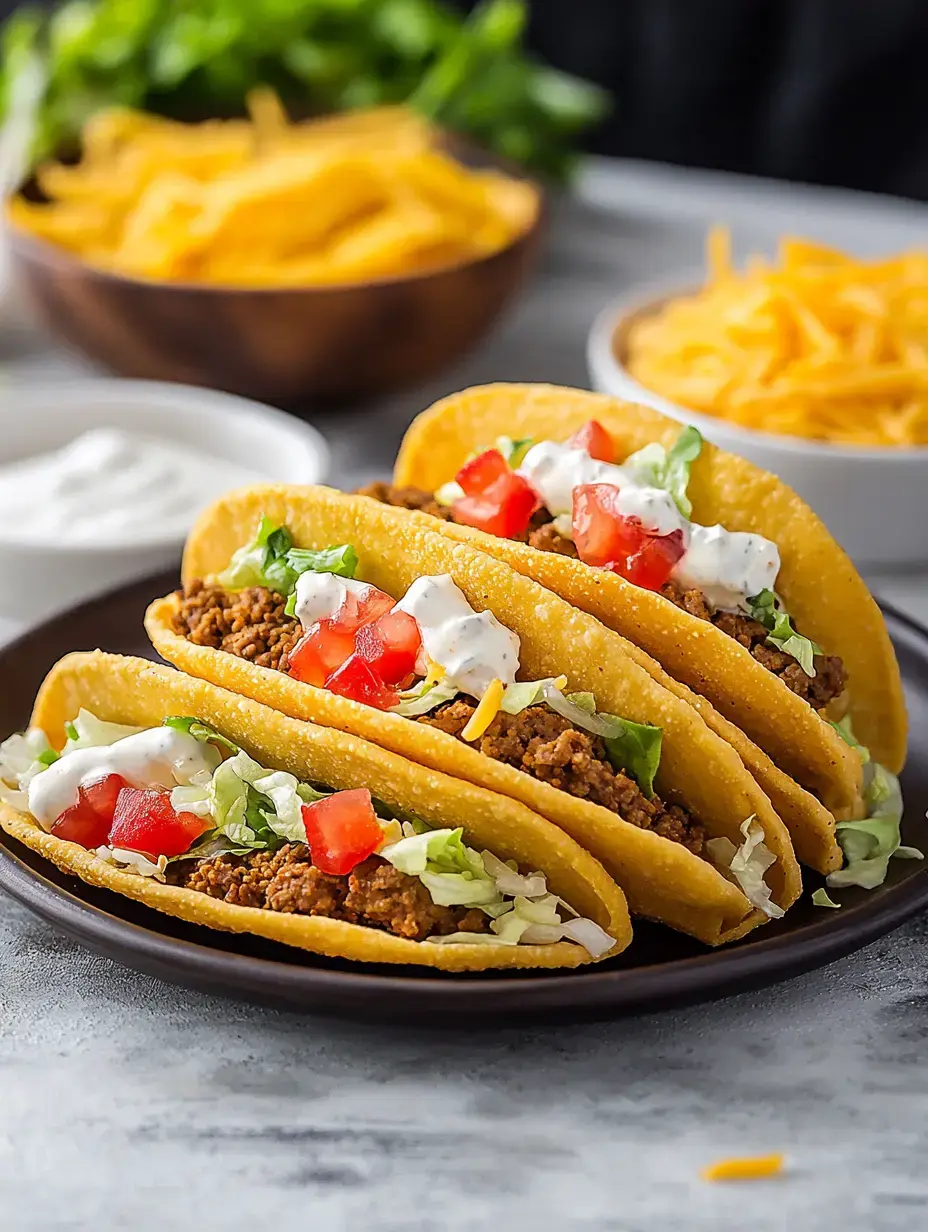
left=3, top=158, right=928, bottom=1230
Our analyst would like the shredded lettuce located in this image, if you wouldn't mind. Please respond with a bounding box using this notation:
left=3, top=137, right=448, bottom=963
left=216, top=515, right=358, bottom=600
left=163, top=715, right=240, bottom=755
left=623, top=426, right=702, bottom=517
left=499, top=678, right=562, bottom=714
left=747, top=590, right=821, bottom=678
left=95, top=846, right=168, bottom=881
left=812, top=887, right=840, bottom=909
left=393, top=679, right=460, bottom=717
left=434, top=480, right=464, bottom=507
left=824, top=716, right=920, bottom=889
left=707, top=816, right=784, bottom=919
left=0, top=728, right=57, bottom=808
left=62, top=710, right=144, bottom=752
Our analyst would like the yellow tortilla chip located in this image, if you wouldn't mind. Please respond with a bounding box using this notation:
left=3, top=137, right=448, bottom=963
left=147, top=485, right=802, bottom=944
left=1, top=652, right=630, bottom=971
left=393, top=384, right=904, bottom=793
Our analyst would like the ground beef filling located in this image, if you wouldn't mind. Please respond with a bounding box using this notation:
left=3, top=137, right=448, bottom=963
left=419, top=701, right=706, bottom=856
left=172, top=579, right=303, bottom=673
left=357, top=482, right=846, bottom=710
left=177, top=845, right=489, bottom=941
left=659, top=581, right=847, bottom=710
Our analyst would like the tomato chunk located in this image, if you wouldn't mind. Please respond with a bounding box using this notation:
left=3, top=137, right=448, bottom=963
left=573, top=484, right=684, bottom=590
left=50, top=773, right=130, bottom=849
left=356, top=609, right=422, bottom=686
left=302, top=788, right=382, bottom=875
left=325, top=653, right=399, bottom=710
left=288, top=585, right=395, bottom=687
left=109, top=788, right=210, bottom=858
left=52, top=799, right=112, bottom=848
left=568, top=419, right=615, bottom=461
left=288, top=620, right=357, bottom=686
left=452, top=448, right=540, bottom=538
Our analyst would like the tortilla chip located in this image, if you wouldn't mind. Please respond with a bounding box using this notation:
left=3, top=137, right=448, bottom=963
left=394, top=384, right=902, bottom=786
left=148, top=485, right=802, bottom=943
left=1, top=652, right=630, bottom=970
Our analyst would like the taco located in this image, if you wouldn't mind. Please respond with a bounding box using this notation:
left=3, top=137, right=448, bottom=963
left=369, top=382, right=908, bottom=885
left=0, top=652, right=630, bottom=970
left=146, top=484, right=802, bottom=945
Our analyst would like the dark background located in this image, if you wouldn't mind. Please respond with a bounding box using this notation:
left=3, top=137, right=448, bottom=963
left=5, top=0, right=928, bottom=200
left=468, top=0, right=928, bottom=200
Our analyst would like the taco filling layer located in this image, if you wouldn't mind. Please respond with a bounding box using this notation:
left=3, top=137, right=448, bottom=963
left=356, top=419, right=847, bottom=714
left=0, top=710, right=614, bottom=954
left=173, top=549, right=712, bottom=862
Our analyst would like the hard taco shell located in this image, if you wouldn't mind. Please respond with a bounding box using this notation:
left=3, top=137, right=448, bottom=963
left=0, top=652, right=631, bottom=971
left=147, top=485, right=802, bottom=943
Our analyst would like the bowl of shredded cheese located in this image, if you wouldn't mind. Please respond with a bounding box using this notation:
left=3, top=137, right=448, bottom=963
left=587, top=228, right=928, bottom=566
left=6, top=92, right=543, bottom=404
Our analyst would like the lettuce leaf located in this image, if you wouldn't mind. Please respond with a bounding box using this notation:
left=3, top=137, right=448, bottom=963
left=747, top=590, right=821, bottom=678
left=0, top=727, right=57, bottom=808
left=706, top=816, right=784, bottom=919
left=62, top=709, right=144, bottom=752
left=602, top=720, right=663, bottom=799
left=812, top=887, right=840, bottom=909
left=825, top=719, right=920, bottom=889
left=217, top=515, right=358, bottom=601
left=393, top=679, right=460, bottom=717
left=623, top=425, right=702, bottom=517
left=163, top=716, right=240, bottom=755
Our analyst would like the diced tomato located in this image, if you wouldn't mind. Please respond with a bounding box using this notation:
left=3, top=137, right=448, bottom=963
left=81, top=773, right=129, bottom=821
left=616, top=530, right=686, bottom=590
left=452, top=448, right=540, bottom=538
left=288, top=620, right=357, bottom=686
left=52, top=799, right=112, bottom=848
left=288, top=585, right=395, bottom=687
left=325, top=653, right=399, bottom=710
left=50, top=773, right=130, bottom=849
left=356, top=609, right=422, bottom=686
left=573, top=484, right=684, bottom=590
left=455, top=447, right=511, bottom=495
left=568, top=419, right=615, bottom=462
left=108, top=788, right=210, bottom=858
left=302, top=788, right=382, bottom=875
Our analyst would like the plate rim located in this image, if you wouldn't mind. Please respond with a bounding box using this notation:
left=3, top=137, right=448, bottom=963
left=2, top=576, right=927, bottom=1021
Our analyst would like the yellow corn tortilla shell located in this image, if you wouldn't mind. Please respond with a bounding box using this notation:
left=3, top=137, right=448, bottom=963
left=394, top=383, right=903, bottom=794
left=0, top=651, right=631, bottom=971
left=148, top=484, right=802, bottom=943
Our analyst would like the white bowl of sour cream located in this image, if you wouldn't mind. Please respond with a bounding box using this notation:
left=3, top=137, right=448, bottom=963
left=0, top=379, right=329, bottom=624
left=587, top=286, right=928, bottom=568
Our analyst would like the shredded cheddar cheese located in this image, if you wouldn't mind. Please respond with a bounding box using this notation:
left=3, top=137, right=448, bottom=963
left=625, top=226, right=928, bottom=447
left=461, top=678, right=505, bottom=741
left=701, top=1153, right=785, bottom=1182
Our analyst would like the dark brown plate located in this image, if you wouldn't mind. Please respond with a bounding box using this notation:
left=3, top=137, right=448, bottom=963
left=1, top=571, right=926, bottom=1023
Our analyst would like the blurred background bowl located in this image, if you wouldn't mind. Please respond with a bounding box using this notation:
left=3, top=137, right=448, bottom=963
left=8, top=160, right=544, bottom=408
left=0, top=379, right=329, bottom=624
left=588, top=286, right=928, bottom=568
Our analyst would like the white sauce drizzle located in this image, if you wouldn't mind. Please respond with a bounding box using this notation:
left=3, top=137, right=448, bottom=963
left=519, top=440, right=780, bottom=610
left=293, top=573, right=376, bottom=629
left=395, top=575, right=520, bottom=697
left=27, top=729, right=215, bottom=829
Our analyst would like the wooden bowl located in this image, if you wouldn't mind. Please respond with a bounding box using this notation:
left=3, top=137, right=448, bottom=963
left=8, top=170, right=543, bottom=406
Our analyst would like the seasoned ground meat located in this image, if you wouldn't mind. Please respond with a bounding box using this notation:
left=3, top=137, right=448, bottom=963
left=180, top=844, right=489, bottom=941
left=661, top=582, right=847, bottom=709
left=418, top=701, right=705, bottom=855
left=526, top=515, right=578, bottom=557
left=173, top=579, right=302, bottom=672
left=355, top=481, right=456, bottom=522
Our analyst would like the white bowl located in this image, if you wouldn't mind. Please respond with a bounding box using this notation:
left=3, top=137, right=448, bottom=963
left=587, top=284, right=928, bottom=568
left=0, top=379, right=330, bottom=624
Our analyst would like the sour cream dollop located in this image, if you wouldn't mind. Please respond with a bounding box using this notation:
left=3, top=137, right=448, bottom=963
left=395, top=575, right=520, bottom=697
left=27, top=728, right=214, bottom=829
left=0, top=428, right=263, bottom=547
left=519, top=440, right=780, bottom=611
left=293, top=572, right=377, bottom=629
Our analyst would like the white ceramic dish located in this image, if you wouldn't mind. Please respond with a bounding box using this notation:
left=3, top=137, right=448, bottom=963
left=0, top=379, right=329, bottom=624
left=587, top=283, right=928, bottom=568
